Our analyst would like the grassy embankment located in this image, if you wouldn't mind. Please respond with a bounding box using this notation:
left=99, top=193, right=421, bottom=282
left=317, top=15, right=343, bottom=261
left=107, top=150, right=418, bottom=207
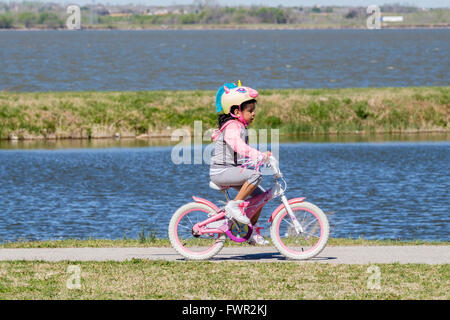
left=0, top=86, right=448, bottom=140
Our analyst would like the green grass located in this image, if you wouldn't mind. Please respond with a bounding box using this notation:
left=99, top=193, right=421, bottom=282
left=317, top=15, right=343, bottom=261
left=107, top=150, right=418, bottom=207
left=0, top=86, right=448, bottom=140
left=0, top=260, right=448, bottom=299
left=1, top=237, right=448, bottom=248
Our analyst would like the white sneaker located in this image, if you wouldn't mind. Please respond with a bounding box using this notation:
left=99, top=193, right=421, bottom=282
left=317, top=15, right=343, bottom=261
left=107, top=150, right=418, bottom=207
left=248, top=224, right=270, bottom=245
left=225, top=200, right=250, bottom=225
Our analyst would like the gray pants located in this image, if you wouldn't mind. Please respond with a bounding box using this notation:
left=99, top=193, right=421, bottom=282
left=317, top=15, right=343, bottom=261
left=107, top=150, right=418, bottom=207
left=210, top=166, right=264, bottom=197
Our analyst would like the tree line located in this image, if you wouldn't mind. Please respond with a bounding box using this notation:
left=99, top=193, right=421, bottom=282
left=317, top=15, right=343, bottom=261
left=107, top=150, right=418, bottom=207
left=0, top=11, right=63, bottom=29
left=0, top=3, right=447, bottom=29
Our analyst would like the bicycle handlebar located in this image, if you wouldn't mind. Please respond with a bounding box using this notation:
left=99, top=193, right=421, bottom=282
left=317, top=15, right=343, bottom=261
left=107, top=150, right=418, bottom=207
left=269, top=156, right=282, bottom=178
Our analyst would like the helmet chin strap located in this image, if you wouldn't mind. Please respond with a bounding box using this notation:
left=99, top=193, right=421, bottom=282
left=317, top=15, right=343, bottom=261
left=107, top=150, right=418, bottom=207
left=230, top=104, right=248, bottom=127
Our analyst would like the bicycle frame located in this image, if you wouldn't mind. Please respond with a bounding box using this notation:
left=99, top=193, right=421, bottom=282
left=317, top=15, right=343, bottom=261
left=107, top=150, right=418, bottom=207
left=191, top=190, right=271, bottom=237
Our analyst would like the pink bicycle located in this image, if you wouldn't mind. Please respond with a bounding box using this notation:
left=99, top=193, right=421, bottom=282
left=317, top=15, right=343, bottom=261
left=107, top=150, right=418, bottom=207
left=168, top=156, right=329, bottom=260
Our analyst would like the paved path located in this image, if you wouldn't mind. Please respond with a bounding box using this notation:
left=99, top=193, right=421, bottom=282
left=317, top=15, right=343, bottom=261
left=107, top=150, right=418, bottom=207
left=0, top=246, right=449, bottom=264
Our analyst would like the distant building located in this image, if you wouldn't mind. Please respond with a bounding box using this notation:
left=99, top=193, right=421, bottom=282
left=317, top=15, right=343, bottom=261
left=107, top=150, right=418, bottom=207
left=148, top=9, right=169, bottom=16
left=382, top=16, right=404, bottom=22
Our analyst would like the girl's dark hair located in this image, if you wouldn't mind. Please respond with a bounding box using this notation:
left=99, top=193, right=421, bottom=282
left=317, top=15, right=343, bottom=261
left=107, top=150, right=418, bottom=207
left=217, top=99, right=257, bottom=129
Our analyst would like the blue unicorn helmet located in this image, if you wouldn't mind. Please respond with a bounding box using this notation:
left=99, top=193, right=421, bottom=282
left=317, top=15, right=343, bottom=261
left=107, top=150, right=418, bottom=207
left=215, top=81, right=258, bottom=114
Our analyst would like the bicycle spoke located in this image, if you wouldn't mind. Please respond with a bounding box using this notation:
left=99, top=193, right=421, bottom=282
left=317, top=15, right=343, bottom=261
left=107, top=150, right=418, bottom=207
left=308, top=221, right=320, bottom=237
left=301, top=210, right=308, bottom=225
left=302, top=218, right=317, bottom=230
left=186, top=215, right=195, bottom=228
left=178, top=224, right=193, bottom=231
left=281, top=217, right=295, bottom=228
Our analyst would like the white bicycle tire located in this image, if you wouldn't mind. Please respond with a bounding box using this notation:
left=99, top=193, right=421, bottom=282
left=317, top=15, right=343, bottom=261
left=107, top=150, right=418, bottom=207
left=168, top=202, right=225, bottom=260
left=271, top=201, right=329, bottom=260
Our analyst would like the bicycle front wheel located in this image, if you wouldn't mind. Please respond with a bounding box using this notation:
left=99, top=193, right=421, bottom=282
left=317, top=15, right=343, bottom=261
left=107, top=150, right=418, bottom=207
left=168, top=202, right=225, bottom=260
left=271, top=201, right=329, bottom=260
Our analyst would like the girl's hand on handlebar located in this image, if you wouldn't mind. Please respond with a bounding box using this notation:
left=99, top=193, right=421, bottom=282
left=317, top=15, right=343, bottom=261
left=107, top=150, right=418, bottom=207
left=263, top=151, right=272, bottom=162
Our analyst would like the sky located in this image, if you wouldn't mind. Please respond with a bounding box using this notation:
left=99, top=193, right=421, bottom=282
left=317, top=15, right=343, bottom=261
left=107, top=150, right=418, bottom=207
left=1, top=0, right=449, bottom=7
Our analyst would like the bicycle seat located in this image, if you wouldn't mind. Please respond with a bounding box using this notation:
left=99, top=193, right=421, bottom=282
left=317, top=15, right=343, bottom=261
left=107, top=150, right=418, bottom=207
left=209, top=181, right=230, bottom=191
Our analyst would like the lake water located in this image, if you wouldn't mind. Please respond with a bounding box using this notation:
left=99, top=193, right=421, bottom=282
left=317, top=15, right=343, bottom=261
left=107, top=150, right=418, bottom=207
left=0, top=29, right=449, bottom=91
left=0, top=140, right=449, bottom=242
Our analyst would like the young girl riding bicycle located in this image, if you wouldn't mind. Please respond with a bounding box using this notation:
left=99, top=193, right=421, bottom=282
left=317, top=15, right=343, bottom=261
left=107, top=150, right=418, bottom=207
left=169, top=84, right=329, bottom=259
left=210, top=81, right=272, bottom=245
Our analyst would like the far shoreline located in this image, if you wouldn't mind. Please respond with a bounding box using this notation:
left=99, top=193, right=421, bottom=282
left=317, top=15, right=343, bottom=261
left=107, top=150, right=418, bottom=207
left=1, top=23, right=450, bottom=32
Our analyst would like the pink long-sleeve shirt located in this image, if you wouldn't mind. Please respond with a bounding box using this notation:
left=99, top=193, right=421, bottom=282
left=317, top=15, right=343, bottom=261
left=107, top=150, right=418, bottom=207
left=210, top=120, right=264, bottom=172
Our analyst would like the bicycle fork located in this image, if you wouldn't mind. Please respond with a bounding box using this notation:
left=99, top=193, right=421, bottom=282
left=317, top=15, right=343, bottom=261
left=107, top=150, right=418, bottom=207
left=280, top=194, right=304, bottom=234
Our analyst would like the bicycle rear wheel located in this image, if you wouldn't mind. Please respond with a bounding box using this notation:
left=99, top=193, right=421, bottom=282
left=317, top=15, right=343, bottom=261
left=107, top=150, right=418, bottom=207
left=168, top=202, right=225, bottom=260
left=271, top=201, right=329, bottom=260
